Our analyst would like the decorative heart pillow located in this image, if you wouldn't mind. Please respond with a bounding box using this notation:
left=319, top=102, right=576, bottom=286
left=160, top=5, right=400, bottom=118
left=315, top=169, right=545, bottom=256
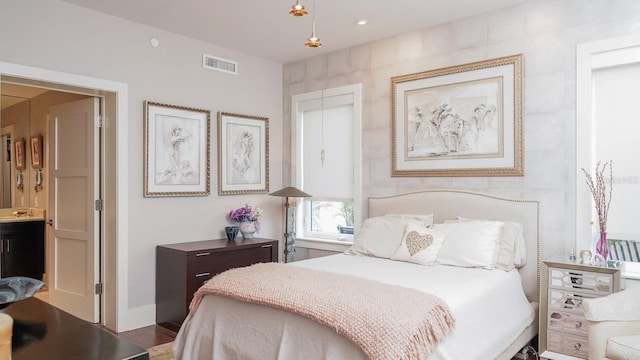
left=405, top=231, right=434, bottom=255
left=390, top=224, right=446, bottom=265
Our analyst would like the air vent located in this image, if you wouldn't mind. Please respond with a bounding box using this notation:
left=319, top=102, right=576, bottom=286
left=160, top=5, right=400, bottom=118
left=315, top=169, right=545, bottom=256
left=203, top=53, right=238, bottom=75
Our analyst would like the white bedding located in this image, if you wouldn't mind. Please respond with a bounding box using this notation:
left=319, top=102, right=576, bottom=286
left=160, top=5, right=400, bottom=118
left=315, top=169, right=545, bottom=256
left=174, top=253, right=535, bottom=360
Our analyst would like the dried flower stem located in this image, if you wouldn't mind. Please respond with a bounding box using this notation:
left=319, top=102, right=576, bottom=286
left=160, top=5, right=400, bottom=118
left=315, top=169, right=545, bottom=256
left=581, top=160, right=613, bottom=232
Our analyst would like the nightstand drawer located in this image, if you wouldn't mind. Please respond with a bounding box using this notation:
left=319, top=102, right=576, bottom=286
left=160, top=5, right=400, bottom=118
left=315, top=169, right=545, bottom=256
left=548, top=267, right=613, bottom=296
left=547, top=330, right=589, bottom=359
left=548, top=309, right=589, bottom=337
left=548, top=288, right=598, bottom=313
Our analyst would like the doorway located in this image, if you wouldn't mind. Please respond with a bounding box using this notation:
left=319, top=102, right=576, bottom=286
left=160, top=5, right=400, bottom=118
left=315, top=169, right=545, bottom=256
left=0, top=62, right=128, bottom=332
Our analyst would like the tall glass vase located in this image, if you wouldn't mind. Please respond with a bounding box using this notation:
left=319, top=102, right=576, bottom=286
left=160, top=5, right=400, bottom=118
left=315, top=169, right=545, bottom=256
left=595, top=231, right=609, bottom=261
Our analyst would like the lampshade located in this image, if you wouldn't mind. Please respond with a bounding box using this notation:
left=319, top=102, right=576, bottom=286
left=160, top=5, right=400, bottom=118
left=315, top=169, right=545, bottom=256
left=289, top=0, right=308, bottom=16
left=269, top=186, right=312, bottom=198
left=304, top=18, right=322, bottom=48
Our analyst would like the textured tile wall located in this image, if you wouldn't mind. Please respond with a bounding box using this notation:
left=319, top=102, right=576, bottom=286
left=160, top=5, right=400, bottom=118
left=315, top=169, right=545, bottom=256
left=283, top=0, right=640, bottom=259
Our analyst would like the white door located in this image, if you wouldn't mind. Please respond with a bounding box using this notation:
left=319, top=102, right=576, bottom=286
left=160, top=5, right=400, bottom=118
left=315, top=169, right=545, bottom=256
left=48, top=98, right=100, bottom=323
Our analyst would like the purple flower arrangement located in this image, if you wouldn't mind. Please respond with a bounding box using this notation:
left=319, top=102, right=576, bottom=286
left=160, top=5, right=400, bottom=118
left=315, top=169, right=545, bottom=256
left=229, top=204, right=263, bottom=230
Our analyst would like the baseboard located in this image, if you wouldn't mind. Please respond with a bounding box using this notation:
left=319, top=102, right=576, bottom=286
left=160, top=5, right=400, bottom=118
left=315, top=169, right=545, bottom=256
left=124, top=303, right=156, bottom=331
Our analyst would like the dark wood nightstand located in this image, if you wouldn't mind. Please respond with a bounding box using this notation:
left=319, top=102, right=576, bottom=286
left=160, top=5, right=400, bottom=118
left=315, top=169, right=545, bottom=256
left=155, top=237, right=278, bottom=331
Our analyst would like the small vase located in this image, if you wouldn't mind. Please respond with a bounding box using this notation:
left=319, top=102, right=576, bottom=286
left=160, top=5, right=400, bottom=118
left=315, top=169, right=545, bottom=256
left=595, top=231, right=609, bottom=261
left=238, top=221, right=256, bottom=238
left=224, top=226, right=239, bottom=241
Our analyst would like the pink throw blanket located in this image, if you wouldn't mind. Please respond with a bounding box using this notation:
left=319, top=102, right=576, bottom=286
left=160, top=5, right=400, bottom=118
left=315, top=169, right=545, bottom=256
left=190, top=262, right=455, bottom=360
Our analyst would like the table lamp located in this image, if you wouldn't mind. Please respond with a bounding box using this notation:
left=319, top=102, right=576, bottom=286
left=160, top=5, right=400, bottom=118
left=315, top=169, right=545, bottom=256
left=269, top=186, right=311, bottom=263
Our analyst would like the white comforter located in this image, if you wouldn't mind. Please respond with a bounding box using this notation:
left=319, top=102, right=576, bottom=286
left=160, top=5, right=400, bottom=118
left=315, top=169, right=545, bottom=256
left=174, top=254, right=535, bottom=360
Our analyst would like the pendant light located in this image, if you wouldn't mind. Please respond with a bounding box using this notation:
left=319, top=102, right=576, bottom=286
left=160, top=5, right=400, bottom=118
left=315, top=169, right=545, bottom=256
left=289, top=0, right=308, bottom=17
left=304, top=0, right=322, bottom=48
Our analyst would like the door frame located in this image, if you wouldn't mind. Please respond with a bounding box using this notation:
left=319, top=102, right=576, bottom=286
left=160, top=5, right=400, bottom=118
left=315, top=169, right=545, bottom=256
left=0, top=61, right=129, bottom=332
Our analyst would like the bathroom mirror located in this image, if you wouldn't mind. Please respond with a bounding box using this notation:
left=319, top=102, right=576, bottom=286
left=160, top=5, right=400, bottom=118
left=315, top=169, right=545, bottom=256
left=0, top=133, right=11, bottom=207
left=1, top=90, right=33, bottom=208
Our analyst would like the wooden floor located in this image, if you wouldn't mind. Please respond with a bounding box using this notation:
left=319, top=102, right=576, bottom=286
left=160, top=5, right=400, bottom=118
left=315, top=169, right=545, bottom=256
left=37, top=291, right=177, bottom=350
left=107, top=325, right=177, bottom=350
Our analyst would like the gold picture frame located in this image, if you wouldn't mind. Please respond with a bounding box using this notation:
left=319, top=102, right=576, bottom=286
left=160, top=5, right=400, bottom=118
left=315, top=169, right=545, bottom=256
left=143, top=101, right=211, bottom=197
left=391, top=54, right=523, bottom=177
left=29, top=134, right=43, bottom=170
left=217, top=112, right=269, bottom=195
left=14, top=137, right=26, bottom=170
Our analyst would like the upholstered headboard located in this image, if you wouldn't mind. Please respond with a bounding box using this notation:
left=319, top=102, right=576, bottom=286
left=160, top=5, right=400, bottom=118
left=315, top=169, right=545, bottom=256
left=368, top=189, right=540, bottom=303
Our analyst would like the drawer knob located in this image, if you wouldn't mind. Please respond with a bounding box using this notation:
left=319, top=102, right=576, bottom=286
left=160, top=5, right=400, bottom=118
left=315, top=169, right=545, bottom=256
left=574, top=343, right=582, bottom=350
left=575, top=320, right=582, bottom=328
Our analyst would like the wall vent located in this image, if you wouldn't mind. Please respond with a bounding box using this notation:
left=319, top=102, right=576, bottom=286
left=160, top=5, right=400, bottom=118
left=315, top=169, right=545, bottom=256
left=203, top=54, right=238, bottom=75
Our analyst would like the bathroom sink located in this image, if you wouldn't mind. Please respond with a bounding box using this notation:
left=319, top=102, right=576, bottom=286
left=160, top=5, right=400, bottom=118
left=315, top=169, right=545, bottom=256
left=0, top=208, right=45, bottom=223
left=0, top=277, right=45, bottom=309
left=0, top=216, right=45, bottom=223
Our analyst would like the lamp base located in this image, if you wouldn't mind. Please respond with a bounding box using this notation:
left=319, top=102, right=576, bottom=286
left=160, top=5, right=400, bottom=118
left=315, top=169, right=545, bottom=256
left=284, top=233, right=295, bottom=263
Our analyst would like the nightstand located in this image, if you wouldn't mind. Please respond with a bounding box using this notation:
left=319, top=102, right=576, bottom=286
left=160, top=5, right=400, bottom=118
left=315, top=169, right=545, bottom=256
left=155, top=237, right=278, bottom=331
left=539, top=255, right=622, bottom=359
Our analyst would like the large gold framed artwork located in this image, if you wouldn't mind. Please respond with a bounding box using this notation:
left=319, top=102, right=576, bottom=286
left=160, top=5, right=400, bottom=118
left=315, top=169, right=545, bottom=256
left=391, top=54, right=523, bottom=177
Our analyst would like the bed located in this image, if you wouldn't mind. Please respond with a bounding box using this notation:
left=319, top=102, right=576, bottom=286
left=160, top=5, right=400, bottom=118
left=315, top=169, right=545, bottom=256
left=173, top=189, right=540, bottom=360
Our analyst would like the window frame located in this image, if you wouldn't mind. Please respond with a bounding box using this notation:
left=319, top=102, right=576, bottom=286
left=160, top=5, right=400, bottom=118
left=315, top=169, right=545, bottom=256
left=577, top=34, right=640, bottom=275
left=291, top=84, right=362, bottom=247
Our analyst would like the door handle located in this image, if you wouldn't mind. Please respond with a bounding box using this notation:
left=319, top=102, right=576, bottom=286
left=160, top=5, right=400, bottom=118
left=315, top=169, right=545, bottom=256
left=47, top=219, right=53, bottom=226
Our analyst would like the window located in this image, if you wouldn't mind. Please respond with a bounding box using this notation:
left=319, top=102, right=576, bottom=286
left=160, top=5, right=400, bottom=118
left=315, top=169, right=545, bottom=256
left=291, top=84, right=362, bottom=244
left=577, top=34, right=640, bottom=277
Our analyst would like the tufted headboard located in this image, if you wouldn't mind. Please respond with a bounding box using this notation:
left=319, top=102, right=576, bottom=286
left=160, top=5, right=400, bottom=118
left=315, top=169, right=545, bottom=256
left=368, top=189, right=540, bottom=303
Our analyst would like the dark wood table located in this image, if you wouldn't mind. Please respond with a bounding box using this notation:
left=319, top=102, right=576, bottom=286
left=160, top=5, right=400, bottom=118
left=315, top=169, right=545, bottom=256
left=3, top=297, right=148, bottom=360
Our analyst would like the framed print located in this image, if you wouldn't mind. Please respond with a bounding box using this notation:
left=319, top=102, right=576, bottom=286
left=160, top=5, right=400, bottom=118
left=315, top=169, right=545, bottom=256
left=30, top=134, right=43, bottom=169
left=14, top=137, right=25, bottom=170
left=217, top=112, right=269, bottom=195
left=144, top=101, right=211, bottom=197
left=391, top=54, right=523, bottom=177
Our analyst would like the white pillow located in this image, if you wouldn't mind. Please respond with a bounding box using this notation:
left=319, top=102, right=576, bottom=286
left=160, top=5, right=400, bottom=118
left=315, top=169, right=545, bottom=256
left=391, top=224, right=446, bottom=265
left=503, top=221, right=526, bottom=267
left=451, top=217, right=527, bottom=269
left=347, top=216, right=412, bottom=259
left=510, top=222, right=527, bottom=267
left=385, top=213, right=434, bottom=228
left=434, top=221, right=503, bottom=269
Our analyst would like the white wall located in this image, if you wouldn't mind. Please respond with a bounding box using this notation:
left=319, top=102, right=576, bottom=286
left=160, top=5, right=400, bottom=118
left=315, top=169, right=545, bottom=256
left=283, top=0, right=640, bottom=260
left=1, top=0, right=283, bottom=328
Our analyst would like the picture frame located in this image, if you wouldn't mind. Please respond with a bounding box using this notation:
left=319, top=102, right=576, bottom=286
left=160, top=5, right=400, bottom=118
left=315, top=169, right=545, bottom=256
left=391, top=54, right=523, bottom=177
left=29, top=134, right=43, bottom=169
left=14, top=137, right=26, bottom=171
left=217, top=112, right=269, bottom=195
left=143, top=101, right=211, bottom=197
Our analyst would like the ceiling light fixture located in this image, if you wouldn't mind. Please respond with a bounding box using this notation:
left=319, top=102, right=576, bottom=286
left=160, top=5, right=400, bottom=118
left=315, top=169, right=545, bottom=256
left=304, top=0, right=322, bottom=48
left=289, top=0, right=308, bottom=17
left=355, top=19, right=368, bottom=26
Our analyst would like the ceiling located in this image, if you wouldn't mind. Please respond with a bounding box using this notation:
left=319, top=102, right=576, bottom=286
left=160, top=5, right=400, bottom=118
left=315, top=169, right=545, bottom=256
left=1, top=84, right=49, bottom=110
left=60, top=0, right=530, bottom=64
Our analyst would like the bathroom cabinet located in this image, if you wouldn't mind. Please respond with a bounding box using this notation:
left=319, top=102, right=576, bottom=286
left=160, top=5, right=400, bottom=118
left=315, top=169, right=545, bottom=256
left=0, top=220, right=45, bottom=280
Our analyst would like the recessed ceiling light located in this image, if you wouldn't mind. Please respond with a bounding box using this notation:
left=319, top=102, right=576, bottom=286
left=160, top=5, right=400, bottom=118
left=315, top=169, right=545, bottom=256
left=354, top=19, right=367, bottom=26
